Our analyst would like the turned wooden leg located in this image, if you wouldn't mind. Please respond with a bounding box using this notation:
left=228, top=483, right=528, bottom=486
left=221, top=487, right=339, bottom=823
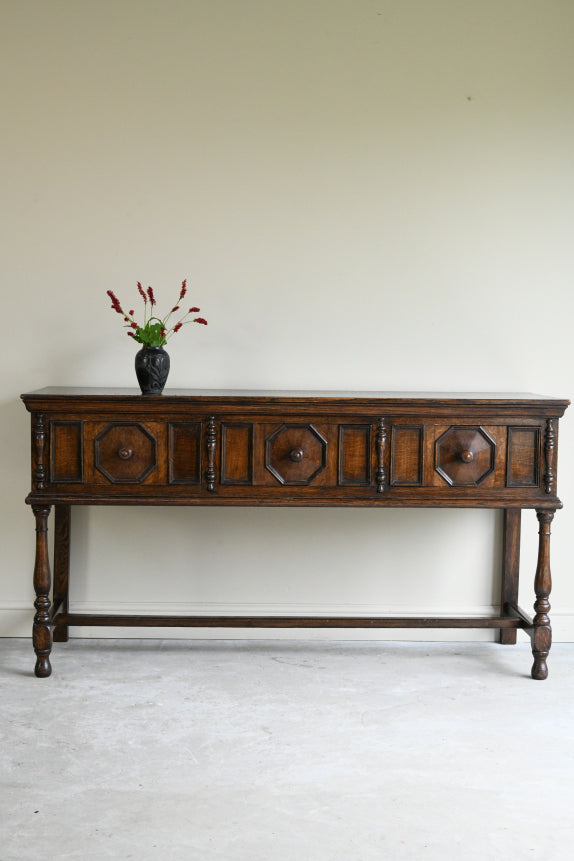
left=531, top=509, right=555, bottom=680
left=53, top=505, right=70, bottom=643
left=500, top=508, right=520, bottom=645
left=32, top=505, right=52, bottom=677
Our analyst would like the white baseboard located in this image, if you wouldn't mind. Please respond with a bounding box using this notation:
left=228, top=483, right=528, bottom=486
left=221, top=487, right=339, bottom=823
left=2, top=602, right=574, bottom=641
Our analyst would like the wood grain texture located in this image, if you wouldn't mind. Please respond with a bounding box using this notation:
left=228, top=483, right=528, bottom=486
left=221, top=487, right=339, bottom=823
left=94, top=422, right=158, bottom=484
left=265, top=423, right=327, bottom=486
left=391, top=426, right=423, bottom=486
left=32, top=505, right=52, bottom=677
left=221, top=423, right=254, bottom=485
left=506, top=427, right=540, bottom=487
left=531, top=509, right=554, bottom=679
left=434, top=426, right=496, bottom=487
left=50, top=421, right=83, bottom=483
left=338, top=425, right=371, bottom=486
left=168, top=422, right=202, bottom=485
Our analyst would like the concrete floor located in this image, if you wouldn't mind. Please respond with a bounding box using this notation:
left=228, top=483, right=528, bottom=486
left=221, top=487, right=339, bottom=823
left=1, top=638, right=573, bottom=861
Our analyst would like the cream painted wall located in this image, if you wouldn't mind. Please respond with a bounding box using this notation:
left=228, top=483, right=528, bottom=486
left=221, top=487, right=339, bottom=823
left=1, top=0, right=573, bottom=641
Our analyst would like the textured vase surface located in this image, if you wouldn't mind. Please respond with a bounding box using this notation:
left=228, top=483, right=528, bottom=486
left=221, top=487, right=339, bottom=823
left=135, top=346, right=170, bottom=395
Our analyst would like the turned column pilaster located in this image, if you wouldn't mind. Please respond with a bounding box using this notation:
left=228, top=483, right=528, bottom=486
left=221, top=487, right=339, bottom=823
left=376, top=418, right=387, bottom=494
left=32, top=412, right=47, bottom=491
left=206, top=416, right=217, bottom=492
left=543, top=419, right=557, bottom=495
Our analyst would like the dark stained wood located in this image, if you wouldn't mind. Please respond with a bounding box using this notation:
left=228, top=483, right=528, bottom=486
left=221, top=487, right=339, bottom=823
left=434, top=426, right=496, bottom=487
left=32, top=505, right=52, bottom=677
left=265, top=424, right=327, bottom=486
left=531, top=509, right=554, bottom=680
left=500, top=508, right=521, bottom=645
left=221, top=423, right=254, bottom=485
left=21, top=388, right=569, bottom=679
left=391, top=426, right=423, bottom=486
left=506, top=427, right=540, bottom=487
left=50, top=421, right=83, bottom=483
left=94, top=422, right=158, bottom=484
left=206, top=415, right=216, bottom=492
left=23, top=489, right=563, bottom=509
left=32, top=412, right=47, bottom=491
left=544, top=419, right=557, bottom=494
left=429, top=424, right=499, bottom=490
left=168, top=422, right=202, bottom=484
left=376, top=418, right=387, bottom=494
left=62, top=613, right=521, bottom=629
left=20, top=386, right=571, bottom=405
left=338, top=425, right=371, bottom=486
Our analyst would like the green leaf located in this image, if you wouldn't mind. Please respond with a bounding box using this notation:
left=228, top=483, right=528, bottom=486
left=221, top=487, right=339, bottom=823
left=136, top=321, right=165, bottom=347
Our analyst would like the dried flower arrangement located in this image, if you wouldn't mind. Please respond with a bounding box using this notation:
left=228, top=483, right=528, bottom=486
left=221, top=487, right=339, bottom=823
left=106, top=280, right=207, bottom=347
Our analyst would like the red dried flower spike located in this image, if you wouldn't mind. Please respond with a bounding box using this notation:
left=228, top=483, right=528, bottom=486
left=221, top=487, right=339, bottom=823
left=147, top=286, right=156, bottom=305
left=179, top=279, right=187, bottom=300
left=107, top=290, right=123, bottom=314
left=194, top=317, right=208, bottom=325
left=173, top=322, right=183, bottom=333
left=138, top=282, right=147, bottom=303
left=189, top=306, right=200, bottom=313
left=171, top=306, right=180, bottom=313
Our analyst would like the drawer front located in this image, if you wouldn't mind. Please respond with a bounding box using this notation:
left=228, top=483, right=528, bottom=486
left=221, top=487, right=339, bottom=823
left=219, top=420, right=373, bottom=488
left=85, top=421, right=167, bottom=485
left=46, top=417, right=375, bottom=492
left=44, top=414, right=546, bottom=499
left=390, top=421, right=542, bottom=491
left=431, top=424, right=504, bottom=488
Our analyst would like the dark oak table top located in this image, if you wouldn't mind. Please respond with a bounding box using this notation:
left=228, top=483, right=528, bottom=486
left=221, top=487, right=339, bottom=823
left=21, top=387, right=570, bottom=409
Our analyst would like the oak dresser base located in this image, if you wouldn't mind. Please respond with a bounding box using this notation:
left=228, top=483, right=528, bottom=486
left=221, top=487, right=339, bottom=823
left=22, top=388, right=568, bottom=680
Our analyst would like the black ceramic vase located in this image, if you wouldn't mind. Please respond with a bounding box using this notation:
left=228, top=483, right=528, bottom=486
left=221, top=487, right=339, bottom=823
left=135, top=346, right=170, bottom=395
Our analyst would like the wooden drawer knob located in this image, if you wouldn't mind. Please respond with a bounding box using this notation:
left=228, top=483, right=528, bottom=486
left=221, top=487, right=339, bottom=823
left=118, top=447, right=134, bottom=460
left=460, top=449, right=474, bottom=463
left=289, top=447, right=305, bottom=462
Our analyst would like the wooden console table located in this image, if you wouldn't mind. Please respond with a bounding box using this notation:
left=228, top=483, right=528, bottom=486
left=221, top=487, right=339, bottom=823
left=22, top=388, right=569, bottom=680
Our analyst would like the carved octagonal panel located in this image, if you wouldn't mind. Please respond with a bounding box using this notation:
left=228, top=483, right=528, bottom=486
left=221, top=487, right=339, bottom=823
left=435, top=426, right=495, bottom=487
left=265, top=424, right=327, bottom=485
left=95, top=422, right=157, bottom=484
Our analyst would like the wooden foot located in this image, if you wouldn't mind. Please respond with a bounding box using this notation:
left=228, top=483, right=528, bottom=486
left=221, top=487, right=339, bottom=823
left=32, top=505, right=52, bottom=678
left=531, top=510, right=554, bottom=680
